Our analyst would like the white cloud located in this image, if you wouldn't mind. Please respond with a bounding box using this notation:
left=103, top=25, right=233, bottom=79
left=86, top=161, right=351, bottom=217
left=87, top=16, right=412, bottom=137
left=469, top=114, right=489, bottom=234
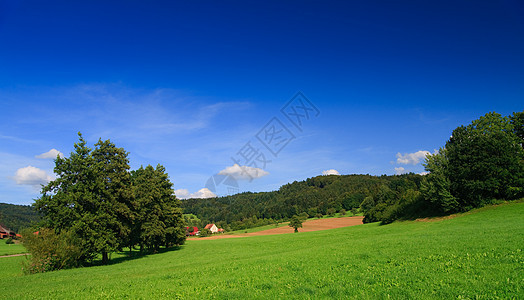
left=322, top=169, right=340, bottom=175
left=174, top=189, right=190, bottom=199
left=418, top=171, right=430, bottom=176
left=175, top=188, right=217, bottom=199
left=394, top=167, right=408, bottom=175
left=13, top=166, right=53, bottom=186
left=396, top=150, right=431, bottom=165
left=35, top=149, right=64, bottom=159
left=218, top=164, right=269, bottom=180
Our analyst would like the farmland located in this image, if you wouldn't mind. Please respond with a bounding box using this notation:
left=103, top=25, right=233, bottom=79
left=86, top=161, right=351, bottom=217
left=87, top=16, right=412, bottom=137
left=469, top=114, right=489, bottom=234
left=0, top=201, right=522, bottom=299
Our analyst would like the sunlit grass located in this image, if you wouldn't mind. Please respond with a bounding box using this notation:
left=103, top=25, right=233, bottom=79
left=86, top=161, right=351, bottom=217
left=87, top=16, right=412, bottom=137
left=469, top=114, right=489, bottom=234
left=0, top=202, right=522, bottom=299
left=0, top=239, right=26, bottom=256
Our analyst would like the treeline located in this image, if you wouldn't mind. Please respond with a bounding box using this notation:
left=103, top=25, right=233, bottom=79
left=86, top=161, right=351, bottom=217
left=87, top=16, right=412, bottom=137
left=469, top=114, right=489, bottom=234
left=182, top=111, right=523, bottom=227
left=0, top=203, right=40, bottom=233
left=24, top=134, right=185, bottom=273
left=181, top=173, right=425, bottom=229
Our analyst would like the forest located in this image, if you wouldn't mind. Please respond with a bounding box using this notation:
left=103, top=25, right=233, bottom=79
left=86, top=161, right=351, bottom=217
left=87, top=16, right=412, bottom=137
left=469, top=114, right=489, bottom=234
left=0, top=203, right=40, bottom=232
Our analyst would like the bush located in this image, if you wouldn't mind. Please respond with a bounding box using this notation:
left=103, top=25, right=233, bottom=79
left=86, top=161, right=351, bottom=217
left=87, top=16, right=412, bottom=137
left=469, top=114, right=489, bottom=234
left=21, top=228, right=82, bottom=274
left=315, top=213, right=323, bottom=219
left=5, top=237, right=14, bottom=244
left=339, top=209, right=346, bottom=216
left=327, top=208, right=336, bottom=217
left=199, top=228, right=211, bottom=237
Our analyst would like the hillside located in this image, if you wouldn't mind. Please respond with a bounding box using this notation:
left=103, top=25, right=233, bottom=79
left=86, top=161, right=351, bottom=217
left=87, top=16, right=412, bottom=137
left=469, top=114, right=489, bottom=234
left=181, top=173, right=424, bottom=229
left=0, top=203, right=40, bottom=233
left=1, top=201, right=521, bottom=298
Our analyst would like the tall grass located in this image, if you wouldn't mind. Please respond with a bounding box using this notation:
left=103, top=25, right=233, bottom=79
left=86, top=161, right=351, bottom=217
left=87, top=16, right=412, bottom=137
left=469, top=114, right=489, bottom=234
left=0, top=202, right=522, bottom=299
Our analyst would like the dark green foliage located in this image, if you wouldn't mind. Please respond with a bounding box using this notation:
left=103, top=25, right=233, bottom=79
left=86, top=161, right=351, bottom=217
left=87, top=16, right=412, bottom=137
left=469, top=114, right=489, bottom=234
left=199, top=228, right=211, bottom=237
left=510, top=111, right=524, bottom=147
left=288, top=215, right=303, bottom=233
left=5, top=237, right=14, bottom=244
left=423, top=112, right=524, bottom=213
left=21, top=228, right=82, bottom=274
left=339, top=209, right=346, bottom=216
left=130, top=165, right=186, bottom=251
left=32, top=133, right=185, bottom=268
left=298, top=212, right=309, bottom=221
left=34, top=134, right=133, bottom=264
left=0, top=203, right=40, bottom=233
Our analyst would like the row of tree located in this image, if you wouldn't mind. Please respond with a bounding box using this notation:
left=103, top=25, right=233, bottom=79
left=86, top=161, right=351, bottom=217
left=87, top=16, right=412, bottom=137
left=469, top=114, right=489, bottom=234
left=29, top=133, right=185, bottom=269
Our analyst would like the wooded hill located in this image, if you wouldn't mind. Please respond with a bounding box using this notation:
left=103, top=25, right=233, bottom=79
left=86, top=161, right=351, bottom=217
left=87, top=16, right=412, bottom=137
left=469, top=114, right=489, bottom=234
left=180, top=173, right=425, bottom=230
left=183, top=111, right=524, bottom=230
left=0, top=202, right=40, bottom=233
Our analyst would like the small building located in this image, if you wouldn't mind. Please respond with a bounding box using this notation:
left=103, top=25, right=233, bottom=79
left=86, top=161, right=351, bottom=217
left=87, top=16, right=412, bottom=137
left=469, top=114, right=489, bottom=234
left=204, top=224, right=219, bottom=233
left=185, top=227, right=199, bottom=236
left=0, top=224, right=15, bottom=239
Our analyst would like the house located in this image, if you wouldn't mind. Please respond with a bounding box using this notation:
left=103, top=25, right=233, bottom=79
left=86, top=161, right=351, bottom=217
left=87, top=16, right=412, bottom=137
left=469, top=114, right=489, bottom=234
left=204, top=224, right=219, bottom=233
left=185, top=227, right=199, bottom=236
left=0, top=224, right=15, bottom=239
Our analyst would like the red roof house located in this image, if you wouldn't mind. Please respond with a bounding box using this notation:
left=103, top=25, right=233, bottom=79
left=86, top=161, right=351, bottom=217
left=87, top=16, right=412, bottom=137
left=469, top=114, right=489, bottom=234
left=204, top=224, right=218, bottom=233
left=185, top=227, right=199, bottom=236
left=0, top=224, right=15, bottom=239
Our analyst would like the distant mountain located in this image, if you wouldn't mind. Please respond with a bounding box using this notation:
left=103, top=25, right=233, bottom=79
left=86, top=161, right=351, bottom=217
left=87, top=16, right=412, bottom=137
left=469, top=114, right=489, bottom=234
left=0, top=203, right=40, bottom=233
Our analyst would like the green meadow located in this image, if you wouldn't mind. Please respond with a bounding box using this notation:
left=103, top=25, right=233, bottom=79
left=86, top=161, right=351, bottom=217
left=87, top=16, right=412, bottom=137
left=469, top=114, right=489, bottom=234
left=1, top=202, right=522, bottom=299
left=0, top=239, right=26, bottom=256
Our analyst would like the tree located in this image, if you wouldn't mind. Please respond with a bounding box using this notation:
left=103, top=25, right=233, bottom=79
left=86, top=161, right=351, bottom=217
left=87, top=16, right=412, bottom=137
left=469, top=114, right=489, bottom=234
left=445, top=112, right=524, bottom=208
left=34, top=133, right=133, bottom=264
left=288, top=215, right=303, bottom=233
left=422, top=112, right=524, bottom=212
left=510, top=111, right=524, bottom=148
left=421, top=148, right=459, bottom=213
left=131, top=164, right=185, bottom=251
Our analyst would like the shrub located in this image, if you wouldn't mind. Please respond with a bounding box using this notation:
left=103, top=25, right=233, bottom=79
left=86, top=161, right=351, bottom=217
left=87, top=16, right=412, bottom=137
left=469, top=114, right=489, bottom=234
left=315, top=213, right=323, bottom=219
left=339, top=209, right=346, bottom=216
left=326, top=208, right=336, bottom=217
left=5, top=237, right=14, bottom=244
left=21, top=228, right=83, bottom=274
left=199, top=228, right=211, bottom=237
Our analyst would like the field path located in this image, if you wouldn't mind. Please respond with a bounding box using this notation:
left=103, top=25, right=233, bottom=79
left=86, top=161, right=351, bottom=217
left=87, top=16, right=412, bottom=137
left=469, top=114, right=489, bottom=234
left=193, top=216, right=364, bottom=240
left=0, top=253, right=29, bottom=258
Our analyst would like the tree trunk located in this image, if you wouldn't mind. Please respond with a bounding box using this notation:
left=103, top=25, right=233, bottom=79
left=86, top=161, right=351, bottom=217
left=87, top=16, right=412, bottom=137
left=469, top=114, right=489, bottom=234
left=102, top=251, right=109, bottom=264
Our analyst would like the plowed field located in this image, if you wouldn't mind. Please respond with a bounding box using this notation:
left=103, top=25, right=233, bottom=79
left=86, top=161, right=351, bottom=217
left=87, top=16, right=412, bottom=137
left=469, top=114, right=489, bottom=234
left=194, top=216, right=364, bottom=240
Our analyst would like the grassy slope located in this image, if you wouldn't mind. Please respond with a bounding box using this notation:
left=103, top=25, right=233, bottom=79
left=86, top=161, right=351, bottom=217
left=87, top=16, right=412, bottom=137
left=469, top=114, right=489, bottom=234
left=1, top=202, right=522, bottom=299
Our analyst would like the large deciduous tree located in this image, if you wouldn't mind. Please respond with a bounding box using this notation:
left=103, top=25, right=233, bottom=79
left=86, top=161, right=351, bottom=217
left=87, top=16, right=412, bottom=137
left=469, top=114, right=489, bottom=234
left=423, top=112, right=524, bottom=212
left=35, top=133, right=133, bottom=264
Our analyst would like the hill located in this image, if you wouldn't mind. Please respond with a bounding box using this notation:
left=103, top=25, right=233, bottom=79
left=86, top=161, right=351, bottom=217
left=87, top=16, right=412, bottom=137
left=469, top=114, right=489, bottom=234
left=181, top=173, right=424, bottom=229
left=0, top=203, right=40, bottom=233
left=1, top=201, right=521, bottom=298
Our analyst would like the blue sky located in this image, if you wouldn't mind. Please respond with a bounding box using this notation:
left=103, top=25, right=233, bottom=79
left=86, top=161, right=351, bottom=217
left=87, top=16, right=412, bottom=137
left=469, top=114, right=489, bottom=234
left=1, top=1, right=523, bottom=205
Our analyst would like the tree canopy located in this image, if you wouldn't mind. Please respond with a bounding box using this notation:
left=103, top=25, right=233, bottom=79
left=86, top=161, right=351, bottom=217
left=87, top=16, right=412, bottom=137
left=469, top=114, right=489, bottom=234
left=423, top=112, right=524, bottom=212
left=32, top=133, right=185, bottom=268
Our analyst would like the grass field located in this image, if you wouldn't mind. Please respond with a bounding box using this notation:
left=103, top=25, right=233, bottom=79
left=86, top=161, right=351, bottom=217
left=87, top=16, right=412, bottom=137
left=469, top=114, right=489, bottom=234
left=0, top=202, right=522, bottom=299
left=0, top=239, right=26, bottom=256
